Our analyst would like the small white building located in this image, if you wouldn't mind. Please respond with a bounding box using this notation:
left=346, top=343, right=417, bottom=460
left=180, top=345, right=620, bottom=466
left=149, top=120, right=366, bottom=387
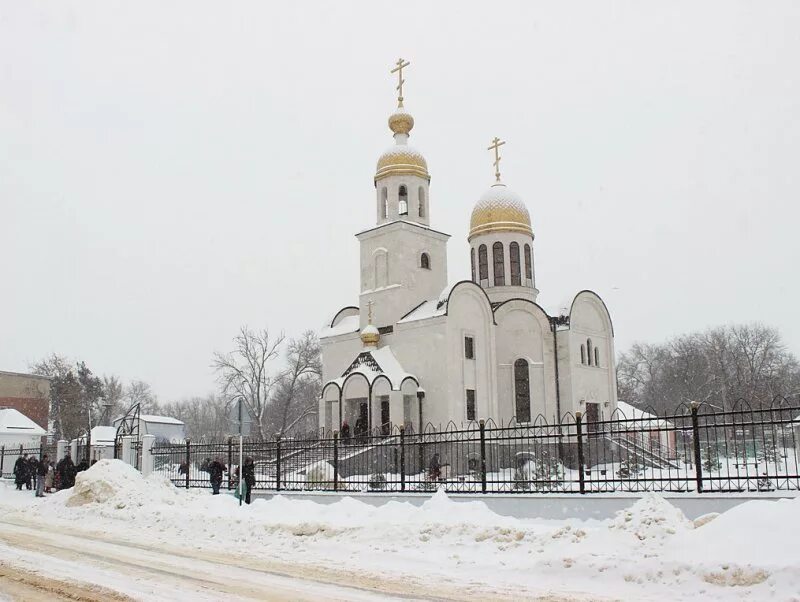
left=113, top=414, right=186, bottom=444
left=319, top=73, right=617, bottom=433
left=76, top=426, right=118, bottom=461
left=0, top=408, right=46, bottom=449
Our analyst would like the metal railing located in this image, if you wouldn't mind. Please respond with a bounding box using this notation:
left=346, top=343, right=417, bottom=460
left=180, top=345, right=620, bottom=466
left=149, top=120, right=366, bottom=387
left=149, top=399, right=800, bottom=495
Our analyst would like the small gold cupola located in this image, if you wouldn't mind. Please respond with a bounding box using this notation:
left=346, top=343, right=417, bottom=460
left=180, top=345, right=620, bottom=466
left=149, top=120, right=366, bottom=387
left=360, top=301, right=380, bottom=348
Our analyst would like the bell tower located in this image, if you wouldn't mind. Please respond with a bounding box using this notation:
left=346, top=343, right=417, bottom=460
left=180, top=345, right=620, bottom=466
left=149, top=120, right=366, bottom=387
left=358, top=59, right=449, bottom=330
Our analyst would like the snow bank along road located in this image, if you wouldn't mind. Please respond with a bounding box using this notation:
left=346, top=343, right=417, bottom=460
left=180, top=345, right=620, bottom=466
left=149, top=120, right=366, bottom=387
left=1, top=460, right=799, bottom=601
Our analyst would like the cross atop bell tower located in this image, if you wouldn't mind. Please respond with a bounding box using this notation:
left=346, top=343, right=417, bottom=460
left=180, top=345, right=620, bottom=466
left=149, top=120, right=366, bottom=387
left=390, top=58, right=410, bottom=109
left=488, top=137, right=506, bottom=184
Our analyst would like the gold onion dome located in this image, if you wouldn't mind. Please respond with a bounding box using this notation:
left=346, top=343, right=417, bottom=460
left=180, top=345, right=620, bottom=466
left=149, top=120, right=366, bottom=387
left=388, top=109, right=414, bottom=135
left=360, top=323, right=380, bottom=347
left=469, top=183, right=533, bottom=240
left=375, top=107, right=430, bottom=183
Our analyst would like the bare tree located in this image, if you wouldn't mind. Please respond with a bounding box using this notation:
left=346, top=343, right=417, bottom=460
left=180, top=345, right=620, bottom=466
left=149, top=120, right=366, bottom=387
left=101, top=375, right=126, bottom=425
left=617, top=323, right=800, bottom=414
left=160, top=394, right=230, bottom=440
left=212, top=327, right=285, bottom=440
left=268, top=331, right=322, bottom=435
left=124, top=380, right=159, bottom=414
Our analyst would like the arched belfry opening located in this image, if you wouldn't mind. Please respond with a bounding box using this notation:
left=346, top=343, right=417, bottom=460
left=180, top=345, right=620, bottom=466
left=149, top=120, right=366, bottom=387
left=399, top=185, right=408, bottom=215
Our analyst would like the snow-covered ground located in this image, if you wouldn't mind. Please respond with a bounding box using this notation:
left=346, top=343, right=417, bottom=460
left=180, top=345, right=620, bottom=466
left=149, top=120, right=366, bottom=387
left=1, top=459, right=799, bottom=600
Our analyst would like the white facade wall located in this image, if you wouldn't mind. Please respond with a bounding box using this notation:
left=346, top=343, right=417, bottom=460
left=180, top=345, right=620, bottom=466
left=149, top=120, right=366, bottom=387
left=357, top=221, right=449, bottom=328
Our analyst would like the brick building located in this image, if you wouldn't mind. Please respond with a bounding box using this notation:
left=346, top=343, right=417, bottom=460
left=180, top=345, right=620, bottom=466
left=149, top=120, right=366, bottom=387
left=0, top=370, right=50, bottom=430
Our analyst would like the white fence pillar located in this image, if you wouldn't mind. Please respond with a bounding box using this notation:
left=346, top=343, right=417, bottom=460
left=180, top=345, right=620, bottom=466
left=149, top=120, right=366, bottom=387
left=69, top=439, right=78, bottom=460
left=56, top=440, right=68, bottom=462
left=141, top=435, right=155, bottom=476
left=121, top=436, right=134, bottom=466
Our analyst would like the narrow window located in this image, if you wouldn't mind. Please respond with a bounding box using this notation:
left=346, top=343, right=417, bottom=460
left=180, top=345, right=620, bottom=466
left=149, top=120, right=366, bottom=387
left=594, top=347, right=600, bottom=367
left=478, top=244, right=488, bottom=281
left=470, top=248, right=476, bottom=282
left=524, top=244, right=532, bottom=282
left=587, top=339, right=593, bottom=366
left=418, top=187, right=426, bottom=218
left=420, top=253, right=430, bottom=269
left=510, top=242, right=521, bottom=286
left=464, top=336, right=474, bottom=360
left=466, top=389, right=476, bottom=421
left=514, top=358, right=531, bottom=422
left=580, top=344, right=586, bottom=365
left=492, top=242, right=505, bottom=286
left=381, top=187, right=388, bottom=219
left=399, top=185, right=408, bottom=215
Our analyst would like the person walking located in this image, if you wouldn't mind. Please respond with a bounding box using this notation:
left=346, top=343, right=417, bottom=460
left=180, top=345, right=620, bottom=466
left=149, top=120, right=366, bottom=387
left=35, top=454, right=49, bottom=497
left=340, top=421, right=351, bottom=444
left=241, top=456, right=256, bottom=504
left=28, top=456, right=39, bottom=491
left=208, top=456, right=226, bottom=495
left=428, top=452, right=442, bottom=482
left=13, top=453, right=29, bottom=491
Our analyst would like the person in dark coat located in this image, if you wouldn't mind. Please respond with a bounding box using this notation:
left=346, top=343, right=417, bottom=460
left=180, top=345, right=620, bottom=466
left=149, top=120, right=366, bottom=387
left=340, top=421, right=351, bottom=444
left=76, top=458, right=90, bottom=472
left=428, top=452, right=442, bottom=482
left=36, top=454, right=49, bottom=497
left=56, top=453, right=77, bottom=490
left=354, top=416, right=367, bottom=443
left=241, top=456, right=256, bottom=504
left=27, top=455, right=38, bottom=490
left=13, top=454, right=29, bottom=490
left=208, top=457, right=226, bottom=495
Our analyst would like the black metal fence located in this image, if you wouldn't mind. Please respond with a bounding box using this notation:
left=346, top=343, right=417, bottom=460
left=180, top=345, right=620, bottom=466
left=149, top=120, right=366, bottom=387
left=0, top=443, right=57, bottom=479
left=149, top=400, right=800, bottom=494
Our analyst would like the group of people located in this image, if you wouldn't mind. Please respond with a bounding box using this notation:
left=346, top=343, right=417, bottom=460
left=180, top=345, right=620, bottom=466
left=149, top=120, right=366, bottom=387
left=180, top=456, right=256, bottom=503
left=12, top=451, right=92, bottom=496
left=339, top=417, right=368, bottom=444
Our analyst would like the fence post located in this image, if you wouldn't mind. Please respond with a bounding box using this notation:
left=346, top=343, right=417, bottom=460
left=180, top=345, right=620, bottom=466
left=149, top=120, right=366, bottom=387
left=184, top=439, right=191, bottom=490
left=0, top=446, right=4, bottom=477
left=121, top=436, right=133, bottom=466
left=576, top=412, right=586, bottom=494
left=56, top=440, right=67, bottom=462
left=141, top=435, right=155, bottom=477
left=691, top=402, right=704, bottom=493
left=227, top=437, right=233, bottom=490
left=69, top=439, right=77, bottom=461
left=479, top=420, right=487, bottom=494
left=399, top=426, right=406, bottom=492
left=333, top=431, right=339, bottom=492
left=275, top=434, right=282, bottom=492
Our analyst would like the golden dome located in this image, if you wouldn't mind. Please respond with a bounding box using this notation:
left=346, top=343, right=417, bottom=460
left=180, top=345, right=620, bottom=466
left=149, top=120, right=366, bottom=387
left=375, top=146, right=430, bottom=182
left=388, top=110, right=414, bottom=135
left=360, top=323, right=380, bottom=347
left=469, top=184, right=533, bottom=240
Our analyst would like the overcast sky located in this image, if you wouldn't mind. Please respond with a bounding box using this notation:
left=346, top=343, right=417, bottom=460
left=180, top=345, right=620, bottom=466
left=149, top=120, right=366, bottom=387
left=1, top=1, right=798, bottom=401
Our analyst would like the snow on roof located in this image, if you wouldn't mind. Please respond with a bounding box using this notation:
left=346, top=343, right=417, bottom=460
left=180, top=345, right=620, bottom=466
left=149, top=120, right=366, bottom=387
left=140, top=415, right=184, bottom=426
left=541, top=295, right=573, bottom=318
left=0, top=408, right=47, bottom=435
left=616, top=401, right=673, bottom=428
left=398, top=284, right=454, bottom=324
left=320, top=314, right=360, bottom=339
left=91, top=426, right=117, bottom=444
left=324, top=346, right=418, bottom=392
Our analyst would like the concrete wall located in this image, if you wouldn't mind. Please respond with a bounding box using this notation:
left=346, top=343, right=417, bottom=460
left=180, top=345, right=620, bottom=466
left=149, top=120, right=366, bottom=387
left=254, top=489, right=799, bottom=521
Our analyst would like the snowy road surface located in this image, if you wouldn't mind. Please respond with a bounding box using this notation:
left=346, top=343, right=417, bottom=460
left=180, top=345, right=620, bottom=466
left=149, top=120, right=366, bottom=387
left=0, top=517, right=449, bottom=601
left=1, top=460, right=799, bottom=601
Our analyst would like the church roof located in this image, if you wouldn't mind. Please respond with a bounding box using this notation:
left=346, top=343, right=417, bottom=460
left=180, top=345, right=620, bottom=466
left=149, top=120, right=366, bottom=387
left=320, top=314, right=360, bottom=338
left=0, top=408, right=46, bottom=436
left=323, top=346, right=418, bottom=393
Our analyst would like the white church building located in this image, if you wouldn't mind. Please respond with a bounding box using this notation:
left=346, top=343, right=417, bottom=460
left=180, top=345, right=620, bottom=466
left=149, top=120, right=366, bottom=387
left=319, top=64, right=617, bottom=434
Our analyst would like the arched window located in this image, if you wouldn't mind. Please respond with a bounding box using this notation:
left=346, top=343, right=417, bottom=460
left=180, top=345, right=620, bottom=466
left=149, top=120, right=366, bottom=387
left=524, top=244, right=532, bottom=282
left=580, top=345, right=586, bottom=365
left=399, top=185, right=408, bottom=215
left=420, top=253, right=430, bottom=269
left=509, top=242, right=521, bottom=286
left=514, top=358, right=531, bottom=423
left=418, top=187, right=426, bottom=218
left=381, top=187, right=388, bottom=219
left=594, top=347, right=600, bottom=367
left=587, top=339, right=593, bottom=366
left=478, top=244, right=488, bottom=281
left=470, top=248, right=476, bottom=282
left=492, top=242, right=505, bottom=286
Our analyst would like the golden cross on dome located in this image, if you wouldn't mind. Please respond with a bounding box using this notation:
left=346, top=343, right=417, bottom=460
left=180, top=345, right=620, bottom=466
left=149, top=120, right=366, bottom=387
left=488, top=137, right=506, bottom=183
left=390, top=58, right=410, bottom=108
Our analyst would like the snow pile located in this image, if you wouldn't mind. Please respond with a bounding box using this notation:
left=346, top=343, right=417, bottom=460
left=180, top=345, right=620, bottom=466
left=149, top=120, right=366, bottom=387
left=608, top=493, right=694, bottom=540
left=63, top=459, right=180, bottom=509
